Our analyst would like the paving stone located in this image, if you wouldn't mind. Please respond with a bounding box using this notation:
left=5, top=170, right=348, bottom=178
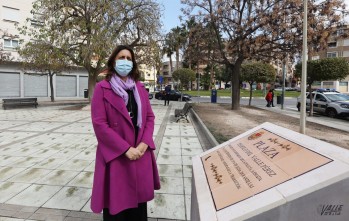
left=158, top=164, right=183, bottom=177
left=8, top=168, right=52, bottom=183
left=148, top=194, right=185, bottom=220
left=67, top=171, right=94, bottom=188
left=182, top=165, right=192, bottom=178
left=156, top=177, right=184, bottom=195
left=35, top=208, right=70, bottom=216
left=7, top=184, right=62, bottom=207
left=36, top=170, right=79, bottom=186
left=67, top=211, right=102, bottom=219
left=0, top=182, right=31, bottom=203
left=0, top=209, right=17, bottom=217
left=11, top=211, right=33, bottom=219
left=43, top=187, right=91, bottom=211
left=157, top=155, right=182, bottom=165
left=0, top=217, right=25, bottom=221
left=0, top=167, right=27, bottom=182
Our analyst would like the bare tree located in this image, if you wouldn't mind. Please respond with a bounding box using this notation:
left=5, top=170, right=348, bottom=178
left=19, top=0, right=162, bottom=99
left=182, top=0, right=346, bottom=109
left=19, top=41, right=70, bottom=102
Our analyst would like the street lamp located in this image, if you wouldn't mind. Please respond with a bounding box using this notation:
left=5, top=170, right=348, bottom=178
left=300, top=0, right=308, bottom=134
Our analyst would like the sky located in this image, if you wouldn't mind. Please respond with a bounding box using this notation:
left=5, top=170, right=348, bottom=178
left=158, top=0, right=349, bottom=31
left=157, top=0, right=183, bottom=32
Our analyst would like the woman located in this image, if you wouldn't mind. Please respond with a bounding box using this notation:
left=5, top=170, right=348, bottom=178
left=265, top=89, right=273, bottom=107
left=90, top=45, right=160, bottom=221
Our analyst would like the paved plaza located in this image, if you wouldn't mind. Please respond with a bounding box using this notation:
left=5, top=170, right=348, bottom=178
left=0, top=99, right=201, bottom=221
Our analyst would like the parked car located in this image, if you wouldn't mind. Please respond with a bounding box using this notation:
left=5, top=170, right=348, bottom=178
left=155, top=90, right=191, bottom=101
left=296, top=91, right=349, bottom=118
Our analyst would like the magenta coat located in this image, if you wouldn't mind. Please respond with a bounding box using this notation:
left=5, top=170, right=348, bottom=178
left=90, top=80, right=160, bottom=215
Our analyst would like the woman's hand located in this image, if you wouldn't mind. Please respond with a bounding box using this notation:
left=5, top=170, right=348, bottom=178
left=136, top=142, right=148, bottom=156
left=125, top=147, right=142, bottom=160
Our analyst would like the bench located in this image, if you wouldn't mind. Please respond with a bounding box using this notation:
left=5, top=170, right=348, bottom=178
left=174, top=102, right=192, bottom=123
left=2, top=98, right=38, bottom=110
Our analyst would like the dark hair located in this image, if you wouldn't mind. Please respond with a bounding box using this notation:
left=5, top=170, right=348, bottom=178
left=105, top=45, right=140, bottom=81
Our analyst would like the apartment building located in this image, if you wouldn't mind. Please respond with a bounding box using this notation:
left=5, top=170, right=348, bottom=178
left=160, top=60, right=182, bottom=86
left=138, top=64, right=157, bottom=85
left=0, top=0, right=89, bottom=100
left=313, top=25, right=349, bottom=93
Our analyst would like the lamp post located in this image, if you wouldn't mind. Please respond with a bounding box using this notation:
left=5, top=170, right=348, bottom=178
left=300, top=0, right=308, bottom=134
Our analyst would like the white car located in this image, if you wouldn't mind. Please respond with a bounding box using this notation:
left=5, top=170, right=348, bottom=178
left=297, top=91, right=349, bottom=118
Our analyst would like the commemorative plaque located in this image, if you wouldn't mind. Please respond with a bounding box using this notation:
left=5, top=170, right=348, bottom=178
left=201, top=128, right=332, bottom=210
left=191, top=123, right=349, bottom=221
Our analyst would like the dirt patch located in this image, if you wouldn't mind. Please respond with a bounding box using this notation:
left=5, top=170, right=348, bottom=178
left=193, top=103, right=349, bottom=150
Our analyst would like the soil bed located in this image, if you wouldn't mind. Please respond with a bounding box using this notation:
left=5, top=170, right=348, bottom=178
left=193, top=103, right=349, bottom=150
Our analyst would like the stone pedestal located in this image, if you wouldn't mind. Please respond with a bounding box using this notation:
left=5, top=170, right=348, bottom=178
left=191, top=122, right=349, bottom=221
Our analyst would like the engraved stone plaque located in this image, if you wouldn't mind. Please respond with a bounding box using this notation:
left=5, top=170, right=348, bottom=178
left=201, top=129, right=333, bottom=210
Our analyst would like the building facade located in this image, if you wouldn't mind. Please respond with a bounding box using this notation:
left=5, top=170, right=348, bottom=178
left=0, top=0, right=89, bottom=100
left=160, top=60, right=182, bottom=86
left=313, top=26, right=349, bottom=93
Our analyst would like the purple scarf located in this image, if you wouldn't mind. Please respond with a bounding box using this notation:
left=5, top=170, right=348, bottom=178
left=110, top=75, right=142, bottom=128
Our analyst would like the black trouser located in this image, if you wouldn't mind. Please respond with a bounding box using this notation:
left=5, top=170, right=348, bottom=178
left=164, top=94, right=170, bottom=105
left=103, top=203, right=147, bottom=221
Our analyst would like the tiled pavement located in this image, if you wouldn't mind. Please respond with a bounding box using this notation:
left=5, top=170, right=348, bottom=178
left=0, top=99, right=203, bottom=221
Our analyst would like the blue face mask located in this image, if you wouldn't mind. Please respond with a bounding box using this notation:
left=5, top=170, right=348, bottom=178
left=114, top=59, right=133, bottom=77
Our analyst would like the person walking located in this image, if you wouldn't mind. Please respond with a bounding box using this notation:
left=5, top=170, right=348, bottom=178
left=270, top=89, right=275, bottom=107
left=265, top=89, right=273, bottom=107
left=164, top=84, right=171, bottom=106
left=90, top=45, right=160, bottom=221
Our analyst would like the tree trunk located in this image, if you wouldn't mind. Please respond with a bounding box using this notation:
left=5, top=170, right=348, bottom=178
left=88, top=72, right=98, bottom=101
left=176, top=49, right=179, bottom=71
left=49, top=72, right=54, bottom=102
left=249, top=82, right=253, bottom=106
left=231, top=58, right=243, bottom=110
left=169, top=56, right=173, bottom=75
left=210, top=64, right=214, bottom=89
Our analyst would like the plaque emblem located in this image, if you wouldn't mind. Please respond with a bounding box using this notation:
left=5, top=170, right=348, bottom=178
left=248, top=131, right=264, bottom=140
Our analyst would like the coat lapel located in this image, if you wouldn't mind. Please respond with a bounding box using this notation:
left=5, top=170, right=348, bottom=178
left=101, top=81, right=133, bottom=127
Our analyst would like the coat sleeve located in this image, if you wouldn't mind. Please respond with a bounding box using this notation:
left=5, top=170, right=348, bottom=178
left=91, top=83, right=131, bottom=163
left=139, top=88, right=156, bottom=150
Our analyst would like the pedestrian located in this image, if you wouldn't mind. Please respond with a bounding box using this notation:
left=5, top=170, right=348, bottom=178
left=90, top=45, right=160, bottom=221
left=270, top=89, right=275, bottom=107
left=164, top=84, right=171, bottom=106
left=265, top=89, right=273, bottom=107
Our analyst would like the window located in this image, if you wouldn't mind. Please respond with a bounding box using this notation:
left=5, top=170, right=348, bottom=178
left=4, top=39, right=19, bottom=48
left=147, top=74, right=150, bottom=77
left=31, top=13, right=44, bottom=27
left=327, top=52, right=337, bottom=58
left=328, top=42, right=337, bottom=48
left=2, top=6, right=20, bottom=22
left=312, top=81, right=321, bottom=86
left=339, top=81, right=348, bottom=86
left=315, top=94, right=326, bottom=102
left=344, top=39, right=349, bottom=46
left=343, top=51, right=349, bottom=58
left=323, top=82, right=333, bottom=86
left=312, top=56, right=319, bottom=60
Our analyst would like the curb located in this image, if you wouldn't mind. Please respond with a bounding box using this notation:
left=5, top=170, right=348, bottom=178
left=190, top=108, right=219, bottom=151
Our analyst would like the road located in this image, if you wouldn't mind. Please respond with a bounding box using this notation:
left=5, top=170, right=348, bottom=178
left=190, top=96, right=298, bottom=109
